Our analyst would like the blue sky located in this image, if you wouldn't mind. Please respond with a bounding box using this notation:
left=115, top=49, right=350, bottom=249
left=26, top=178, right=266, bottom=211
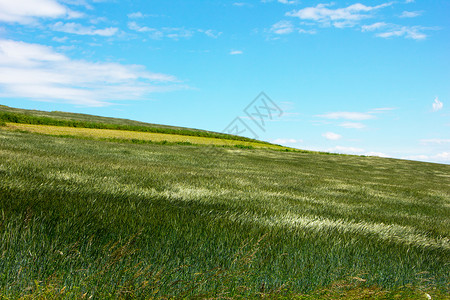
left=0, top=0, right=449, bottom=163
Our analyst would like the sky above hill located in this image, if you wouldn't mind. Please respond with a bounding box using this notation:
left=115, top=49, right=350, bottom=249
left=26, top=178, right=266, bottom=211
left=0, top=0, right=449, bottom=163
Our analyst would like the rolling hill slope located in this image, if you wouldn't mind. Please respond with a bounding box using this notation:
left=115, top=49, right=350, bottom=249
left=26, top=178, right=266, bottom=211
left=0, top=105, right=271, bottom=144
left=0, top=107, right=449, bottom=299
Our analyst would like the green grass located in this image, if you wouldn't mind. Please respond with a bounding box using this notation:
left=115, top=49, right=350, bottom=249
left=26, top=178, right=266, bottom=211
left=0, top=126, right=449, bottom=298
left=2, top=123, right=289, bottom=150
left=0, top=106, right=268, bottom=144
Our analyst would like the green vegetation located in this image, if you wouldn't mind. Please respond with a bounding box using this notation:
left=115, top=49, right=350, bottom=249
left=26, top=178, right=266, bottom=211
left=0, top=114, right=449, bottom=298
left=2, top=123, right=289, bottom=150
left=0, top=106, right=267, bottom=144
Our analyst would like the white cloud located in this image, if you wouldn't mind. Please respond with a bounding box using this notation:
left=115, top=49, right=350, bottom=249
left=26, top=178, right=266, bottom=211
left=361, top=22, right=386, bottom=32
left=328, top=145, right=364, bottom=153
left=261, top=0, right=297, bottom=4
left=404, top=152, right=450, bottom=163
left=364, top=151, right=390, bottom=158
left=323, top=132, right=342, bottom=140
left=270, top=20, right=294, bottom=35
left=165, top=28, right=194, bottom=40
left=128, top=22, right=194, bottom=40
left=128, top=21, right=155, bottom=32
left=270, top=20, right=316, bottom=35
left=128, top=21, right=163, bottom=39
left=420, top=139, right=450, bottom=145
left=272, top=138, right=302, bottom=144
left=0, top=0, right=82, bottom=24
left=400, top=11, right=421, bottom=18
left=317, top=111, right=375, bottom=121
left=233, top=2, right=252, bottom=7
left=52, top=22, right=118, bottom=36
left=230, top=50, right=243, bottom=55
left=127, top=12, right=144, bottom=18
left=285, top=3, right=431, bottom=40
left=278, top=0, right=297, bottom=4
left=297, top=28, right=316, bottom=34
left=432, top=97, right=443, bottom=112
left=52, top=36, right=68, bottom=43
left=403, top=154, right=428, bottom=161
left=434, top=152, right=450, bottom=161
left=339, top=122, right=365, bottom=129
left=376, top=25, right=427, bottom=40
left=198, top=29, right=222, bottom=38
left=286, top=2, right=392, bottom=27
left=326, top=146, right=388, bottom=157
left=0, top=39, right=181, bottom=107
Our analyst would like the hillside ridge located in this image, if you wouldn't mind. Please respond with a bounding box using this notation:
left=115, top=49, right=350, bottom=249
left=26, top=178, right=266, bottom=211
left=0, top=105, right=271, bottom=144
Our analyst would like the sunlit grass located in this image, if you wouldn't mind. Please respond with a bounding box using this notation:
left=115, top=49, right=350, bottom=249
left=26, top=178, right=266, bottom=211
left=0, top=128, right=449, bottom=298
left=0, top=106, right=270, bottom=144
left=4, top=123, right=289, bottom=150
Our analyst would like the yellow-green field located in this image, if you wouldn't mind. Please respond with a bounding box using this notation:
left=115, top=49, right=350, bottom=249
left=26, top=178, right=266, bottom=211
left=4, top=123, right=289, bottom=150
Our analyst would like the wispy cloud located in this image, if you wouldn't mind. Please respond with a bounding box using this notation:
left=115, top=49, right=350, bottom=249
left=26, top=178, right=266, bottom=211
left=52, top=21, right=118, bottom=36
left=262, top=0, right=298, bottom=4
left=277, top=0, right=297, bottom=4
left=361, top=22, right=386, bottom=32
left=317, top=112, right=375, bottom=121
left=420, top=139, right=450, bottom=145
left=404, top=152, right=450, bottom=163
left=364, top=151, right=390, bottom=158
left=128, top=21, right=156, bottom=33
left=230, top=50, right=243, bottom=55
left=0, top=0, right=82, bottom=24
left=270, top=20, right=315, bottom=35
left=198, top=29, right=222, bottom=38
left=270, top=20, right=294, bottom=34
left=127, top=12, right=144, bottom=19
left=233, top=2, right=251, bottom=7
left=432, top=97, right=443, bottom=112
left=399, top=11, right=422, bottom=18
left=339, top=122, right=365, bottom=129
left=376, top=25, right=428, bottom=40
left=128, top=22, right=218, bottom=40
left=286, top=3, right=392, bottom=28
left=128, top=22, right=191, bottom=40
left=326, top=146, right=389, bottom=157
left=322, top=132, right=342, bottom=140
left=0, top=39, right=182, bottom=107
left=328, top=145, right=364, bottom=153
left=283, top=3, right=433, bottom=40
left=272, top=138, right=302, bottom=144
left=435, top=152, right=450, bottom=162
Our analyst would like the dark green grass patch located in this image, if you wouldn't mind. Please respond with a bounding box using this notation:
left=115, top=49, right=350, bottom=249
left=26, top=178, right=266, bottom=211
left=0, top=129, right=449, bottom=298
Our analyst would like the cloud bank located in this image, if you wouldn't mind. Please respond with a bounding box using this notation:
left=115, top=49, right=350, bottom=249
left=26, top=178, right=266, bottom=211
left=0, top=39, right=181, bottom=107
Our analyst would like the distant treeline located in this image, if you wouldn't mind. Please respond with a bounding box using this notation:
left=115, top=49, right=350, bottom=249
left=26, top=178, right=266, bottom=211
left=0, top=112, right=267, bottom=143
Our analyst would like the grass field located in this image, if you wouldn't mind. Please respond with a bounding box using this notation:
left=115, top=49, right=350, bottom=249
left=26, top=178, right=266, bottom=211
left=0, top=118, right=449, bottom=298
left=2, top=123, right=290, bottom=150
left=0, top=106, right=268, bottom=144
left=0, top=105, right=215, bottom=131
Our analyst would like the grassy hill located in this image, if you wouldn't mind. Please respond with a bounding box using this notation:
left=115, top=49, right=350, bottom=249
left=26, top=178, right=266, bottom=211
left=0, top=105, right=271, bottom=144
left=0, top=105, right=213, bottom=131
left=0, top=107, right=449, bottom=299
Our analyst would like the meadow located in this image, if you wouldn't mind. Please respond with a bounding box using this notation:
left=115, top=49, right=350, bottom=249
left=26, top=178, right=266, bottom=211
left=2, top=123, right=288, bottom=150
left=0, top=106, right=266, bottom=144
left=0, top=115, right=449, bottom=298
